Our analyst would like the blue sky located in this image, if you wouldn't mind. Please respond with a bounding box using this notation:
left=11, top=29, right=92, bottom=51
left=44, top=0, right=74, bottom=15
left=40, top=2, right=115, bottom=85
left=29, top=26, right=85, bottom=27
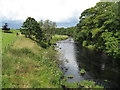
left=0, top=0, right=100, bottom=29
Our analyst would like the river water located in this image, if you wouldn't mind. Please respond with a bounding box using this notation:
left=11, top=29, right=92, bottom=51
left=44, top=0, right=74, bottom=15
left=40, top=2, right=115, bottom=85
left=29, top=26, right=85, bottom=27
left=56, top=38, right=120, bottom=88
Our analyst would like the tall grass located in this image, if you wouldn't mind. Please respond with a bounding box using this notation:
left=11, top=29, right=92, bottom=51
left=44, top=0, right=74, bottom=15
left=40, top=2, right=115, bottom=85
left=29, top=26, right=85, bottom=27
left=2, top=35, right=65, bottom=88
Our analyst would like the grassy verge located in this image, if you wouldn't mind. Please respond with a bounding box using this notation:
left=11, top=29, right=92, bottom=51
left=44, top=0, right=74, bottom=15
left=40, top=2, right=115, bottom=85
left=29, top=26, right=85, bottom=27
left=0, top=29, right=2, bottom=51
left=2, top=29, right=20, bottom=53
left=2, top=32, right=68, bottom=88
left=0, top=29, right=2, bottom=89
left=51, top=35, right=68, bottom=44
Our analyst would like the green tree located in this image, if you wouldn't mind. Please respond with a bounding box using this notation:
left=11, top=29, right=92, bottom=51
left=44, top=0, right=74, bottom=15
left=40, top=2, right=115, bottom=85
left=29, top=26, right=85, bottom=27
left=39, top=19, right=57, bottom=43
left=2, top=23, right=10, bottom=32
left=21, top=17, right=43, bottom=42
left=75, top=2, right=120, bottom=59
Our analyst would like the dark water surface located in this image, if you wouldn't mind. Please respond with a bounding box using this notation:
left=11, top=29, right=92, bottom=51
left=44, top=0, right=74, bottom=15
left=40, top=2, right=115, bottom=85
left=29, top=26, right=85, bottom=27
left=56, top=38, right=120, bottom=88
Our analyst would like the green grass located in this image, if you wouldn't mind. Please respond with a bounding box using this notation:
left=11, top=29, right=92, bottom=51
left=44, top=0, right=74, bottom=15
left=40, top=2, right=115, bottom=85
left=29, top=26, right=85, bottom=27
left=51, top=35, right=68, bottom=44
left=79, top=80, right=104, bottom=88
left=64, top=82, right=78, bottom=88
left=0, top=29, right=2, bottom=89
left=0, top=29, right=2, bottom=51
left=2, top=29, right=20, bottom=52
left=2, top=33, right=67, bottom=88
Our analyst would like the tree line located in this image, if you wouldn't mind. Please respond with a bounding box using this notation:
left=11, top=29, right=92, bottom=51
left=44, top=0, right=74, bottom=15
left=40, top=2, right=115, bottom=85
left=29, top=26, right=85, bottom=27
left=20, top=2, right=120, bottom=59
left=55, top=2, right=120, bottom=59
left=55, top=27, right=77, bottom=36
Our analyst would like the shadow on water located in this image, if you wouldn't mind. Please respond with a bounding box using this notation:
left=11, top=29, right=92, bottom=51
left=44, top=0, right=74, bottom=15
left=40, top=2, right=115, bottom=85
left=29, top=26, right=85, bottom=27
left=56, top=38, right=120, bottom=88
left=75, top=43, right=120, bottom=88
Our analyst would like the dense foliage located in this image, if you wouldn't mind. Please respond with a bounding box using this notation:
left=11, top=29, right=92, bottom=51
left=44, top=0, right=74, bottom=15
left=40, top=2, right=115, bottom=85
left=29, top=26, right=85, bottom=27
left=55, top=2, right=120, bottom=59
left=75, top=2, right=120, bottom=59
left=39, top=20, right=57, bottom=43
left=55, top=27, right=77, bottom=37
left=20, top=17, right=57, bottom=48
left=20, top=2, right=120, bottom=58
left=21, top=17, right=43, bottom=42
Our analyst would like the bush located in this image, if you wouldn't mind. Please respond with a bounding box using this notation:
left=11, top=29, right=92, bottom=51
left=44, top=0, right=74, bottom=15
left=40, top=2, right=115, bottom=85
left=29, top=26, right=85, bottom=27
left=82, top=41, right=88, bottom=46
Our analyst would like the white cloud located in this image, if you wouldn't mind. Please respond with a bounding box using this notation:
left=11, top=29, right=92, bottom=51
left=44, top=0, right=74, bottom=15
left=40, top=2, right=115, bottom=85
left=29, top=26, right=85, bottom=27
left=0, top=0, right=100, bottom=22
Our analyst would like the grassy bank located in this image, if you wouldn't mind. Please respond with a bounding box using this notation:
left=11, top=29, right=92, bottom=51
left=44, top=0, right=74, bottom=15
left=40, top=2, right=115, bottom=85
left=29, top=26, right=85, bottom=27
left=51, top=35, right=68, bottom=43
left=0, top=30, right=2, bottom=51
left=1, top=30, right=104, bottom=88
left=2, top=29, right=20, bottom=53
left=0, top=29, right=2, bottom=89
left=2, top=30, right=69, bottom=88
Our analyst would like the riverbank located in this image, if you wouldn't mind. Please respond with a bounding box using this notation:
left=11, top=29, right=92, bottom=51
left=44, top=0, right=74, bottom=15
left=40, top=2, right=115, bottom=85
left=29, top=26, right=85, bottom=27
left=56, top=38, right=119, bottom=88
left=2, top=29, right=69, bottom=88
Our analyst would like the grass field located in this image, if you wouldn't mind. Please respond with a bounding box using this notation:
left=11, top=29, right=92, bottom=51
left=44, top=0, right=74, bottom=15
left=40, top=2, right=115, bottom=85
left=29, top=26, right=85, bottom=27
left=51, top=35, right=68, bottom=44
left=1, top=29, right=20, bottom=53
left=0, top=29, right=2, bottom=52
left=0, top=29, right=2, bottom=89
left=2, top=30, right=68, bottom=88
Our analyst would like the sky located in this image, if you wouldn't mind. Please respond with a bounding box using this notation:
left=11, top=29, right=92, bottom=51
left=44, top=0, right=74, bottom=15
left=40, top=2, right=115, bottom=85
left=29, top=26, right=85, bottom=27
left=0, top=0, right=100, bottom=28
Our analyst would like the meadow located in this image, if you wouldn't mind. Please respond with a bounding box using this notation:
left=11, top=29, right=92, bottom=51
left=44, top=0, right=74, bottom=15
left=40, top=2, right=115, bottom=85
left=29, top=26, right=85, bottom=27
left=2, top=29, right=20, bottom=53
left=0, top=29, right=2, bottom=89
left=2, top=29, right=68, bottom=88
left=0, top=29, right=2, bottom=51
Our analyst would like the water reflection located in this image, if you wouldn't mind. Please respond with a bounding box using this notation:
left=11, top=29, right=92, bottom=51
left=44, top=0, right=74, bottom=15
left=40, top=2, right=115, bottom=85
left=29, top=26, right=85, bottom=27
left=57, top=38, right=84, bottom=82
left=56, top=38, right=120, bottom=88
left=75, top=43, right=120, bottom=88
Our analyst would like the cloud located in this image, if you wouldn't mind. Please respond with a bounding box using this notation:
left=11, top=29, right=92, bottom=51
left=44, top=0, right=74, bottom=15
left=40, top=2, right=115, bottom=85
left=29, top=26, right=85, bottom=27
left=0, top=0, right=100, bottom=22
left=57, top=16, right=79, bottom=28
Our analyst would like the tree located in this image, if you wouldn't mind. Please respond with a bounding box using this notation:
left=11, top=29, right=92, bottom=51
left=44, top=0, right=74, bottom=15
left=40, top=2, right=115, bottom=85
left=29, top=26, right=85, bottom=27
left=39, top=19, right=57, bottom=43
left=21, top=17, right=43, bottom=42
left=75, top=2, right=120, bottom=59
left=2, top=23, right=10, bottom=32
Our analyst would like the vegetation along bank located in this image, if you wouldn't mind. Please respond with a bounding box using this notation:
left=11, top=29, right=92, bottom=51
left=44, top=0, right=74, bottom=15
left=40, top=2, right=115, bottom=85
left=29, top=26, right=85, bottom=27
left=2, top=1, right=120, bottom=88
left=2, top=28, right=69, bottom=88
left=55, top=2, right=120, bottom=59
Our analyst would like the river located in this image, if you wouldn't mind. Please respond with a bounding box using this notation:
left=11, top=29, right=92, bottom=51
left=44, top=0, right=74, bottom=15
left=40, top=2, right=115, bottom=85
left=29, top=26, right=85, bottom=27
left=56, top=38, right=120, bottom=88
